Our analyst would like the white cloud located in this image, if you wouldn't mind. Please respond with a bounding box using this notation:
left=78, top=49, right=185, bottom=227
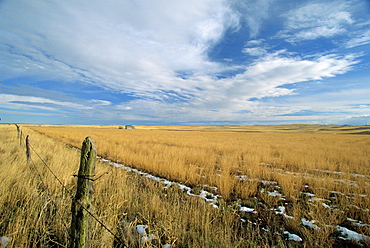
left=243, top=47, right=268, bottom=56
left=109, top=53, right=359, bottom=122
left=0, top=0, right=241, bottom=94
left=278, top=1, right=354, bottom=43
left=0, top=94, right=91, bottom=111
left=232, top=0, right=273, bottom=37
left=116, top=105, right=133, bottom=111
left=0, top=0, right=367, bottom=124
left=346, top=29, right=370, bottom=48
left=89, top=100, right=111, bottom=106
left=243, top=39, right=269, bottom=56
left=245, top=39, right=265, bottom=46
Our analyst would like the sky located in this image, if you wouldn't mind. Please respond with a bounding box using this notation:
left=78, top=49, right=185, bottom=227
left=0, top=0, right=370, bottom=126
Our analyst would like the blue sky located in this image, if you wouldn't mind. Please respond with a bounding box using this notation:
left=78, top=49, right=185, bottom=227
left=0, top=0, right=369, bottom=125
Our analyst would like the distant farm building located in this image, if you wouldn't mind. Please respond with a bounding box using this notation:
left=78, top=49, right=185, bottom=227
left=125, top=125, right=135, bottom=129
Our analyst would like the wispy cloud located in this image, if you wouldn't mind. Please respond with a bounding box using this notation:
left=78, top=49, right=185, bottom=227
left=346, top=29, right=370, bottom=48
left=108, top=52, right=359, bottom=122
left=232, top=0, right=273, bottom=37
left=278, top=1, right=354, bottom=43
left=0, top=94, right=92, bottom=111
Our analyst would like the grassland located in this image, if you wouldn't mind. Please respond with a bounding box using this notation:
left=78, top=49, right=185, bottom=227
left=1, top=124, right=369, bottom=247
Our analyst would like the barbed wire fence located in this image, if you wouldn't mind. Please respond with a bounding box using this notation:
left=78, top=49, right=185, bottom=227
left=16, top=124, right=127, bottom=247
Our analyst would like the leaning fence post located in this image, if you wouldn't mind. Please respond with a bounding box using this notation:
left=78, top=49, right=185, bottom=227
left=15, top=124, right=22, bottom=145
left=25, top=135, right=31, bottom=164
left=15, top=124, right=19, bottom=137
left=70, top=137, right=96, bottom=248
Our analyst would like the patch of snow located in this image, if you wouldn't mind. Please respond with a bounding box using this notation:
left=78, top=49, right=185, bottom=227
left=0, top=236, right=11, bottom=248
left=236, top=175, right=248, bottom=181
left=301, top=218, right=320, bottom=230
left=347, top=204, right=370, bottom=212
left=274, top=206, right=285, bottom=215
left=322, top=203, right=331, bottom=209
left=137, top=225, right=159, bottom=244
left=140, top=234, right=156, bottom=243
left=268, top=190, right=281, bottom=197
left=101, top=157, right=221, bottom=208
left=261, top=180, right=277, bottom=185
left=136, top=225, right=148, bottom=235
left=347, top=218, right=370, bottom=227
left=239, top=205, right=257, bottom=214
left=311, top=169, right=370, bottom=179
left=336, top=226, right=370, bottom=242
left=141, top=234, right=158, bottom=244
left=210, top=203, right=219, bottom=208
left=301, top=192, right=315, bottom=197
left=275, top=206, right=293, bottom=219
left=283, top=231, right=302, bottom=242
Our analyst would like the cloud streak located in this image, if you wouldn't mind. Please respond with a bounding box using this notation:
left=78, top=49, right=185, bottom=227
left=277, top=1, right=354, bottom=43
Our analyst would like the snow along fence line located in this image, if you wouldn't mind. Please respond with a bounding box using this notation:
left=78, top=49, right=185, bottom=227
left=99, top=156, right=370, bottom=245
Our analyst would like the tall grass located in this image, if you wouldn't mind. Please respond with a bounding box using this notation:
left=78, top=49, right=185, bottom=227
left=2, top=125, right=287, bottom=247
left=26, top=125, right=370, bottom=246
left=29, top=126, right=370, bottom=197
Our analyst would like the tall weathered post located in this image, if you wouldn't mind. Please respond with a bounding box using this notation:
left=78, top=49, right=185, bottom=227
left=15, top=124, right=22, bottom=145
left=25, top=135, right=31, bottom=164
left=70, top=137, right=96, bottom=248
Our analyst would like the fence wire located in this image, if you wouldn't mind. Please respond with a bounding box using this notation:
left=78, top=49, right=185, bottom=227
left=18, top=126, right=127, bottom=247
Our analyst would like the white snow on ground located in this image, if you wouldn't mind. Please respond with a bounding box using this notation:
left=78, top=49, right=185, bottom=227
left=347, top=218, right=370, bottom=227
left=322, top=202, right=331, bottom=209
left=239, top=205, right=257, bottom=214
left=268, top=190, right=282, bottom=197
left=99, top=156, right=369, bottom=246
left=301, top=218, right=320, bottom=230
left=311, top=169, right=370, bottom=179
left=301, top=192, right=315, bottom=197
left=265, top=190, right=286, bottom=200
left=274, top=206, right=294, bottom=219
left=136, top=225, right=148, bottom=236
left=261, top=180, right=278, bottom=186
left=102, top=157, right=258, bottom=212
left=336, top=226, right=370, bottom=243
left=136, top=225, right=167, bottom=246
left=301, top=219, right=370, bottom=243
left=0, top=236, right=11, bottom=248
left=101, top=158, right=220, bottom=208
left=283, top=231, right=302, bottom=242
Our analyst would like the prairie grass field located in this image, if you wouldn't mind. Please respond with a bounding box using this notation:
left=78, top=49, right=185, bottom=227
left=0, top=124, right=369, bottom=247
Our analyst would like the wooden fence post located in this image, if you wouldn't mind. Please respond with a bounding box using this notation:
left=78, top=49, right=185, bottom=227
left=15, top=124, right=22, bottom=145
left=25, top=135, right=31, bottom=164
left=15, top=124, right=19, bottom=136
left=70, top=137, right=96, bottom=248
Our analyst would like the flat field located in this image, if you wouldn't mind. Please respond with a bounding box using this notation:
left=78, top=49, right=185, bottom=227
left=1, top=124, right=369, bottom=247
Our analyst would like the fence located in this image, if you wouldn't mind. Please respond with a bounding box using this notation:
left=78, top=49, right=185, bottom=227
left=16, top=124, right=126, bottom=247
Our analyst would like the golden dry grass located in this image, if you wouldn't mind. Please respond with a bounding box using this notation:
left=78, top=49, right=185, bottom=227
left=29, top=124, right=370, bottom=245
left=1, top=124, right=369, bottom=247
left=28, top=124, right=370, bottom=194
left=1, top=124, right=280, bottom=247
